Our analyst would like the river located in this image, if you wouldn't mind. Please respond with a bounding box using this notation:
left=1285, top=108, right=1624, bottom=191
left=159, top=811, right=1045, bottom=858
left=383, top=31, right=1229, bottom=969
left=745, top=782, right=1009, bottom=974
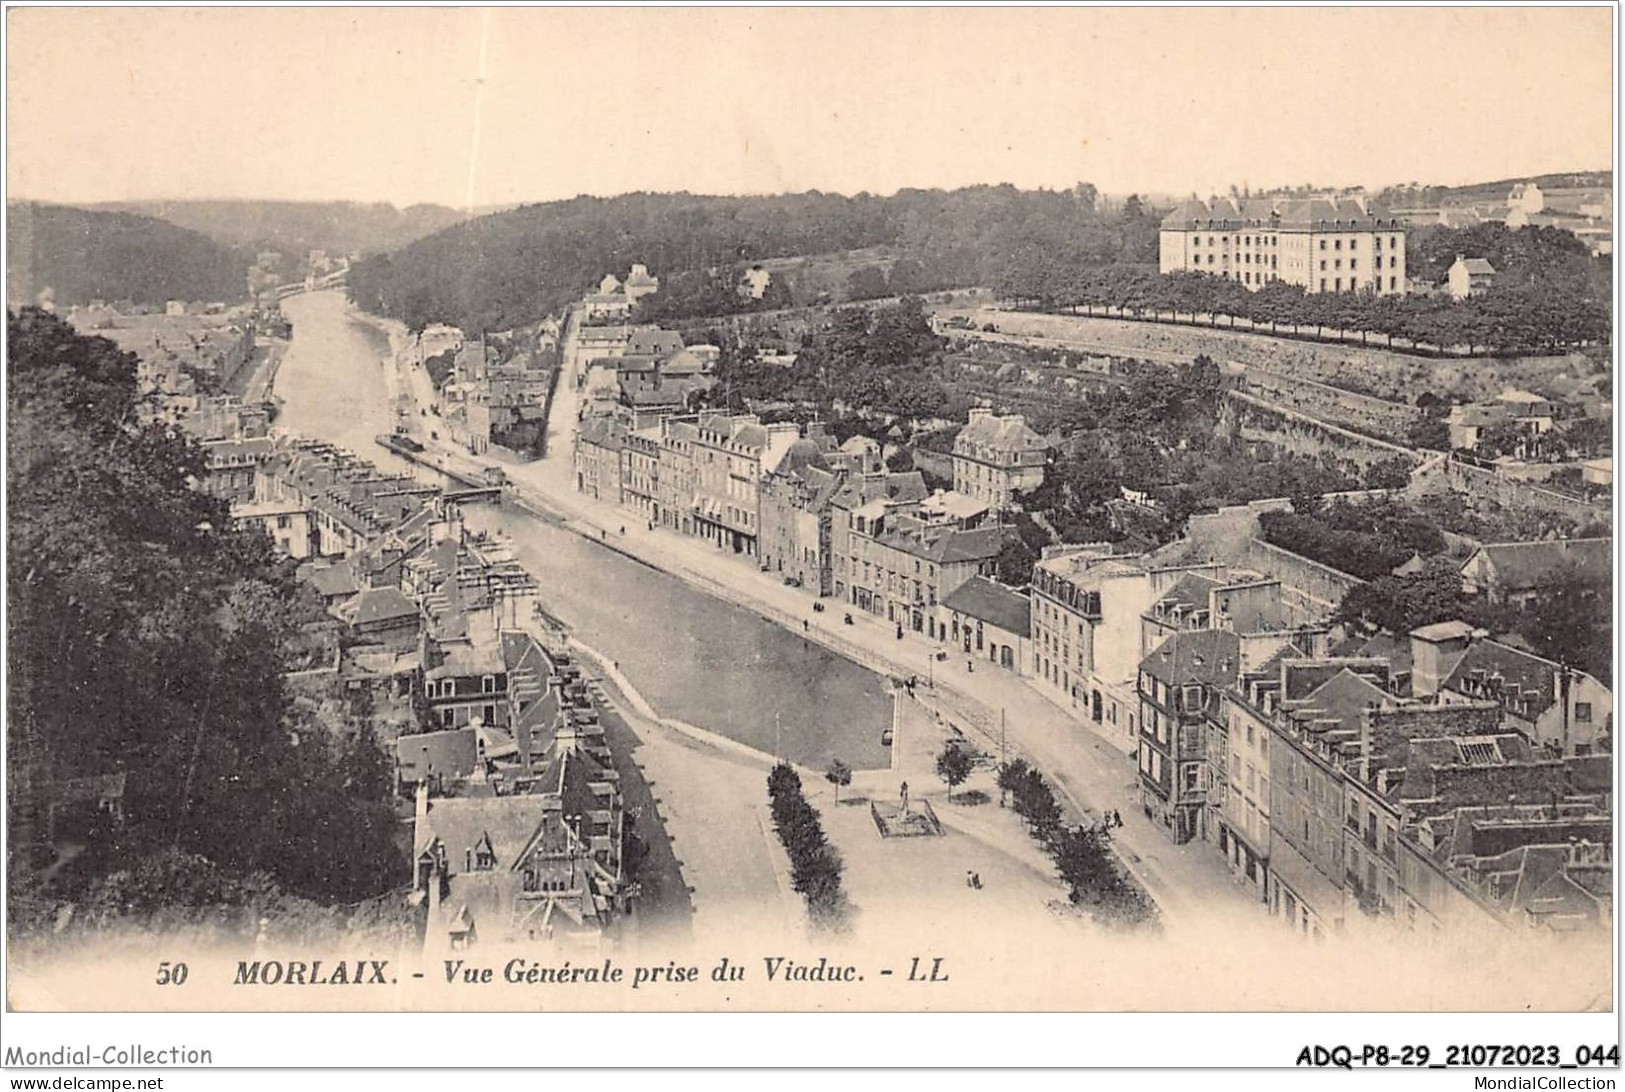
left=274, top=291, right=893, bottom=771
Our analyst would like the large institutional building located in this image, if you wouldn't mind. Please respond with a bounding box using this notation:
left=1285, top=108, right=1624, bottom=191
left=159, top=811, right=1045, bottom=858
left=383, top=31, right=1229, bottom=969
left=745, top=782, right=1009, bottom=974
left=1159, top=196, right=1408, bottom=296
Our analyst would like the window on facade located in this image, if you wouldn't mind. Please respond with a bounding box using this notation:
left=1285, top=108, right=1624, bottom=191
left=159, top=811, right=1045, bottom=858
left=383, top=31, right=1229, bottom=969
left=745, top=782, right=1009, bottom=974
left=1334, top=239, right=1342, bottom=250
left=1319, top=239, right=1326, bottom=250
left=1389, top=276, right=1397, bottom=290
left=1576, top=702, right=1593, bottom=722
left=1350, top=259, right=1357, bottom=271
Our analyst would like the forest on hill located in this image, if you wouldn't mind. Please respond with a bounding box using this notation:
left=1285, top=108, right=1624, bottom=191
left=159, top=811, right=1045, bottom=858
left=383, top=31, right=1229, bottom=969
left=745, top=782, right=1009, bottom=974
left=7, top=203, right=251, bottom=307
left=345, top=185, right=1163, bottom=333
left=93, top=199, right=471, bottom=264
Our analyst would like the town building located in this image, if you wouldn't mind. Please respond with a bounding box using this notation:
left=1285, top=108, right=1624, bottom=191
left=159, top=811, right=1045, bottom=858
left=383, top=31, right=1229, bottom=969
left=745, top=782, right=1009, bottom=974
left=1159, top=196, right=1408, bottom=295
left=939, top=575, right=1031, bottom=673
left=1447, top=256, right=1497, bottom=300
left=829, top=469, right=929, bottom=603
left=623, top=264, right=660, bottom=303
left=656, top=416, right=700, bottom=534
left=423, top=634, right=509, bottom=731
left=1030, top=546, right=1225, bottom=752
left=842, top=488, right=1006, bottom=634
left=411, top=729, right=631, bottom=951
left=574, top=324, right=632, bottom=366
left=574, top=417, right=626, bottom=502
left=242, top=437, right=441, bottom=560
left=1261, top=657, right=1397, bottom=935
left=336, top=585, right=423, bottom=650
left=758, top=428, right=843, bottom=593
left=395, top=727, right=480, bottom=796
left=200, top=435, right=276, bottom=502
left=1136, top=628, right=1240, bottom=844
left=618, top=427, right=662, bottom=523
left=951, top=407, right=1050, bottom=509
left=1421, top=630, right=1613, bottom=757
left=690, top=413, right=798, bottom=557
left=1217, top=672, right=1277, bottom=902
left=1458, top=537, right=1611, bottom=609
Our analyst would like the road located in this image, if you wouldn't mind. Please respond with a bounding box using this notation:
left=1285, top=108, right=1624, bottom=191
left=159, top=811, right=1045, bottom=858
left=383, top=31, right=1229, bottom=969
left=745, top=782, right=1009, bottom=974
left=475, top=302, right=1262, bottom=928
left=284, top=290, right=1260, bottom=934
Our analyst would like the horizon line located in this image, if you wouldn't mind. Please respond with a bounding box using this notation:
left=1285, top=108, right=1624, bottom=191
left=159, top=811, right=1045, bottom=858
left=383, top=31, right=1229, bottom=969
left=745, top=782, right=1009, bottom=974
left=7, top=166, right=1615, bottom=215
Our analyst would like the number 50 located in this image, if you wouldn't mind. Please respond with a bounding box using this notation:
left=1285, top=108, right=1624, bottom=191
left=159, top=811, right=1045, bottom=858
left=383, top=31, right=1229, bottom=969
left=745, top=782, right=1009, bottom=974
left=155, top=961, right=189, bottom=986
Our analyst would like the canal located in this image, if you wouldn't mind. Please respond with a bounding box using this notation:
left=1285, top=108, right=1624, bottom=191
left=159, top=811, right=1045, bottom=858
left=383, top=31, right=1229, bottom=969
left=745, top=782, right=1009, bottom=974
left=275, top=291, right=894, bottom=771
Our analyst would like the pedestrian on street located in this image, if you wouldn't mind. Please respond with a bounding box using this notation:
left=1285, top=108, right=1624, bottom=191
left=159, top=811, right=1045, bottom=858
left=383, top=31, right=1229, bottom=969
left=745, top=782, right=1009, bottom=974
left=803, top=619, right=809, bottom=633
left=965, top=870, right=975, bottom=889
left=966, top=659, right=973, bottom=673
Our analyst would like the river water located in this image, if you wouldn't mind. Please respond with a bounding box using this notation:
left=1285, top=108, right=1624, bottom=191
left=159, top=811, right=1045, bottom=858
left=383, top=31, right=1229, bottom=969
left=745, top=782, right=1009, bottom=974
left=275, top=291, right=892, bottom=770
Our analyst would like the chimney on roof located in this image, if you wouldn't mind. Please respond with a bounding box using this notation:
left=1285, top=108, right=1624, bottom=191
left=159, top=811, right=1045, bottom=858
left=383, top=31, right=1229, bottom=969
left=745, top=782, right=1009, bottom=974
left=968, top=406, right=993, bottom=423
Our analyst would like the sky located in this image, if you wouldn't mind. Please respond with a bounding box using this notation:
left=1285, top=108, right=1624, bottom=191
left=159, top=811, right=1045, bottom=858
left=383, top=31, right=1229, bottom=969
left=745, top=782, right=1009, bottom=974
left=6, top=7, right=1614, bottom=210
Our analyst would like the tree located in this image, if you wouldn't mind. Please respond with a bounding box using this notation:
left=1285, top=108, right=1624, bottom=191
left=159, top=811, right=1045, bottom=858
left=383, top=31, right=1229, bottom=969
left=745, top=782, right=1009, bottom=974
left=8, top=308, right=401, bottom=915
left=1334, top=556, right=1480, bottom=636
left=885, top=258, right=929, bottom=296
left=824, top=759, right=852, bottom=802
left=1508, top=561, right=1611, bottom=683
left=994, top=533, right=1042, bottom=587
left=1478, top=420, right=1525, bottom=459
left=996, top=758, right=1030, bottom=809
left=846, top=265, right=890, bottom=301
left=1406, top=416, right=1452, bottom=452
left=936, top=743, right=974, bottom=803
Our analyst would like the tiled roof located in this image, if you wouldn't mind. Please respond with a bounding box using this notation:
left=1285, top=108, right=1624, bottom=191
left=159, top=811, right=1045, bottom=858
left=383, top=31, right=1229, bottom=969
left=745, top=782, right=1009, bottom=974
left=348, top=586, right=420, bottom=628
left=1457, top=258, right=1497, bottom=275
left=765, top=437, right=832, bottom=478
left=396, top=728, right=478, bottom=786
left=624, top=327, right=683, bottom=358
left=1411, top=620, right=1476, bottom=642
left=1289, top=668, right=1395, bottom=738
left=942, top=576, right=1031, bottom=637
left=957, top=413, right=1049, bottom=453
left=1467, top=538, right=1612, bottom=590
left=415, top=792, right=543, bottom=864
left=426, top=640, right=507, bottom=680
left=1139, top=628, right=1242, bottom=689
left=1161, top=196, right=1400, bottom=231
left=660, top=349, right=707, bottom=376
left=1442, top=639, right=1564, bottom=717
left=1153, top=571, right=1221, bottom=613
left=300, top=560, right=359, bottom=600
left=578, top=417, right=626, bottom=451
